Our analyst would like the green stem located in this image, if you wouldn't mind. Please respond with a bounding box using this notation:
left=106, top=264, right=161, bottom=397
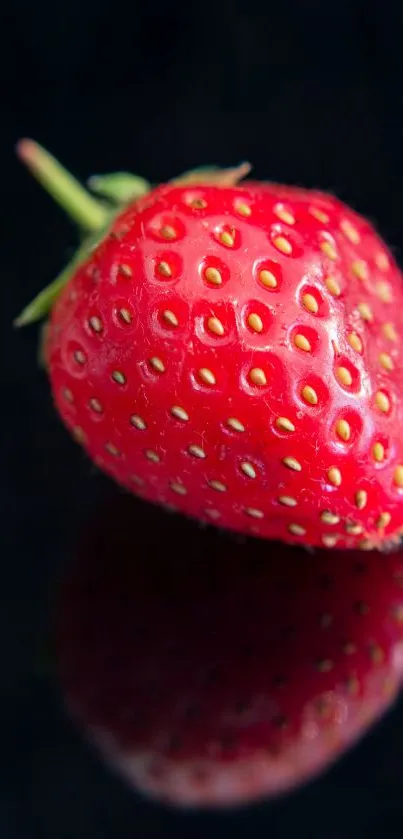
left=14, top=240, right=90, bottom=327
left=16, top=139, right=109, bottom=232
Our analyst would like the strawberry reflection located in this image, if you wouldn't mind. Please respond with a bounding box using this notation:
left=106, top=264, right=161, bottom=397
left=56, top=493, right=403, bottom=808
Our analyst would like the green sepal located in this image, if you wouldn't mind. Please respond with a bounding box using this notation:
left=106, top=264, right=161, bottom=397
left=14, top=251, right=84, bottom=327
left=171, top=162, right=251, bottom=186
left=87, top=172, right=151, bottom=204
left=14, top=222, right=107, bottom=327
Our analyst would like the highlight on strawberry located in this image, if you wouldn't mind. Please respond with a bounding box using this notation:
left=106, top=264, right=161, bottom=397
left=16, top=140, right=403, bottom=550
left=56, top=495, right=403, bottom=808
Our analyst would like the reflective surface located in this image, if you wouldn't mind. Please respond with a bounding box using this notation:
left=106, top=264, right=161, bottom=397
left=4, top=0, right=403, bottom=835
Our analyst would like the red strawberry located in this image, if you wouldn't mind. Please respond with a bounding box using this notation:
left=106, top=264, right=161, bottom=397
left=16, top=141, right=403, bottom=549
left=57, top=495, right=403, bottom=808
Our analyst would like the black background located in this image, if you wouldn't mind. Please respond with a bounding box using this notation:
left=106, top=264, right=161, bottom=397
left=3, top=0, right=403, bottom=836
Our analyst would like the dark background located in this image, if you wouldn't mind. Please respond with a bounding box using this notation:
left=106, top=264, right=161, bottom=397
left=3, top=0, right=403, bottom=836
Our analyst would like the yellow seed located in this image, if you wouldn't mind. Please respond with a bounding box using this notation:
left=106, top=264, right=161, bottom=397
left=74, top=349, right=86, bottom=365
left=345, top=676, right=360, bottom=695
left=273, top=235, right=292, bottom=255
left=309, top=207, right=330, bottom=223
left=188, top=444, right=206, bottom=459
left=322, top=535, right=339, bottom=548
left=376, top=281, right=393, bottom=303
left=288, top=523, right=306, bottom=536
left=318, top=616, right=333, bottom=630
left=112, top=370, right=126, bottom=385
left=355, top=490, right=368, bottom=510
left=278, top=495, right=297, bottom=507
left=379, top=352, right=394, bottom=371
left=235, top=201, right=252, bottom=217
left=158, top=261, right=172, bottom=278
left=88, top=398, right=102, bottom=413
left=145, top=449, right=160, bottom=463
left=130, top=414, right=146, bottom=430
left=274, top=204, right=295, bottom=225
left=198, top=367, right=216, bottom=386
left=374, top=391, right=390, bottom=413
left=320, top=241, right=337, bottom=260
left=209, top=480, right=227, bottom=492
left=372, top=442, right=385, bottom=462
left=105, top=442, right=119, bottom=456
left=63, top=388, right=74, bottom=403
left=302, top=385, right=318, bottom=405
left=276, top=417, right=296, bottom=433
left=162, top=309, right=178, bottom=327
left=241, top=461, right=256, bottom=479
left=259, top=269, right=277, bottom=289
left=302, top=293, right=319, bottom=314
left=358, top=302, right=373, bottom=322
left=245, top=507, right=264, bottom=519
left=170, top=481, right=187, bottom=495
left=360, top=539, right=375, bottom=551
left=207, top=316, right=225, bottom=336
left=163, top=502, right=177, bottom=513
left=376, top=512, right=391, bottom=529
left=249, top=367, right=267, bottom=386
left=189, top=197, right=207, bottom=209
left=130, top=474, right=145, bottom=487
left=336, top=366, right=353, bottom=387
left=119, top=308, right=132, bottom=324
left=392, top=604, right=403, bottom=623
left=160, top=225, right=176, bottom=240
left=294, top=333, right=311, bottom=352
left=394, top=466, right=403, bottom=487
left=205, top=266, right=222, bottom=286
left=150, top=356, right=165, bottom=373
left=219, top=230, right=235, bottom=247
left=118, top=264, right=133, bottom=278
left=247, top=312, right=264, bottom=333
left=352, top=260, right=368, bottom=282
left=383, top=322, right=398, bottom=342
left=89, top=315, right=103, bottom=333
left=317, top=658, right=334, bottom=673
left=73, top=427, right=86, bottom=444
left=369, top=643, right=385, bottom=664
left=327, top=467, right=342, bottom=487
left=347, top=332, right=363, bottom=353
left=282, top=456, right=302, bottom=472
left=227, top=417, right=245, bottom=432
left=345, top=522, right=363, bottom=535
left=205, top=509, right=221, bottom=520
left=343, top=642, right=357, bottom=655
left=325, top=276, right=341, bottom=296
left=336, top=418, right=351, bottom=442
left=376, top=252, right=390, bottom=271
left=321, top=511, right=340, bottom=525
left=171, top=405, right=189, bottom=421
left=340, top=219, right=360, bottom=244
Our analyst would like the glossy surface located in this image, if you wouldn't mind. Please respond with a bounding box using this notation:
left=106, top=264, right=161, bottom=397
left=57, top=496, right=403, bottom=807
left=47, top=182, right=403, bottom=548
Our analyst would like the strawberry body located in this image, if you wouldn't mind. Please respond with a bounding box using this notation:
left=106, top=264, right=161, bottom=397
left=57, top=496, right=403, bottom=808
left=47, top=180, right=403, bottom=549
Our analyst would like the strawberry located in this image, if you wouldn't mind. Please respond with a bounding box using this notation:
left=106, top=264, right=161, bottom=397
left=57, top=494, right=403, bottom=808
left=16, top=141, right=403, bottom=549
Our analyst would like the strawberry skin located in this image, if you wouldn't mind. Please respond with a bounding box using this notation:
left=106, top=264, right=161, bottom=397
left=46, top=179, right=403, bottom=549
left=57, top=496, right=403, bottom=808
